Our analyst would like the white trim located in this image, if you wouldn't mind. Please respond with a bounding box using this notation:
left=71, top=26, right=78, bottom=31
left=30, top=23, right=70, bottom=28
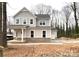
left=21, top=28, right=24, bottom=42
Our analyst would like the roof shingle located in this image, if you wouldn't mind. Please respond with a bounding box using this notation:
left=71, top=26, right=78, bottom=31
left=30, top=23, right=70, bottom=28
left=35, top=14, right=50, bottom=19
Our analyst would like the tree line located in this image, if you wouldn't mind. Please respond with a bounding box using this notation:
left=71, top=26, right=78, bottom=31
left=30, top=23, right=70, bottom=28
left=31, top=2, right=79, bottom=38
left=8, top=2, right=79, bottom=38
left=57, top=2, right=79, bottom=38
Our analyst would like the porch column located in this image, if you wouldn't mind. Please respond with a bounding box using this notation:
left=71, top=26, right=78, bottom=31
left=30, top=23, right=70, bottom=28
left=21, top=28, right=24, bottom=42
left=15, top=31, right=17, bottom=40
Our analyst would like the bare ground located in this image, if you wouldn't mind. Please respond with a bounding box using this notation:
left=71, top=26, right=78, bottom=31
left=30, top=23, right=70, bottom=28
left=3, top=43, right=79, bottom=57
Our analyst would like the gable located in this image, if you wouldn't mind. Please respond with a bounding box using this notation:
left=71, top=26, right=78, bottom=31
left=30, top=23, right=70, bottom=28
left=13, top=7, right=36, bottom=18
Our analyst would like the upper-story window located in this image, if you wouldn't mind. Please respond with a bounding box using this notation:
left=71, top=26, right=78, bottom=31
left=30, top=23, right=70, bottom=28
left=40, top=21, right=45, bottom=25
left=43, top=22, right=45, bottom=25
left=16, top=19, right=19, bottom=24
left=23, top=19, right=26, bottom=24
left=40, top=22, right=42, bottom=25
left=30, top=19, right=33, bottom=24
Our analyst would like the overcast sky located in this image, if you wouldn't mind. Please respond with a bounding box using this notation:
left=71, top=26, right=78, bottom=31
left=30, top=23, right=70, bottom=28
left=6, top=0, right=78, bottom=16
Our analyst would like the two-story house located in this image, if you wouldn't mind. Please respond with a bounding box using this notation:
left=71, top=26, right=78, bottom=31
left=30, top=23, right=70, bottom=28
left=9, top=7, right=57, bottom=42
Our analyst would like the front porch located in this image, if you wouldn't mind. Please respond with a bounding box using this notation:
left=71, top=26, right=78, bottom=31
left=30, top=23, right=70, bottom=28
left=14, top=28, right=26, bottom=42
left=8, top=38, right=52, bottom=43
left=9, top=25, right=54, bottom=43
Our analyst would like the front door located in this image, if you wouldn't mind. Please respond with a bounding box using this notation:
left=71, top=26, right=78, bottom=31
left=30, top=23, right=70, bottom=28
left=43, top=31, right=46, bottom=38
left=31, top=31, right=34, bottom=38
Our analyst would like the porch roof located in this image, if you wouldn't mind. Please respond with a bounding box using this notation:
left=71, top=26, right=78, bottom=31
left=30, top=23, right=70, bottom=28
left=9, top=25, right=55, bottom=30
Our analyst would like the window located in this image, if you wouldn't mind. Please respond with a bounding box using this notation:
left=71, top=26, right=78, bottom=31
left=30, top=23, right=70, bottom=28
left=31, top=31, right=34, bottom=37
left=40, top=21, right=45, bottom=25
left=23, top=19, right=26, bottom=24
left=43, top=22, right=45, bottom=25
left=24, top=22, right=26, bottom=24
left=16, top=19, right=19, bottom=24
left=40, top=22, right=42, bottom=25
left=30, top=19, right=33, bottom=24
left=43, top=31, right=46, bottom=38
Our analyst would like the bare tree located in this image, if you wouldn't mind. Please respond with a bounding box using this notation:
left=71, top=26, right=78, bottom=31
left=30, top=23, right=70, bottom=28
left=71, top=2, right=79, bottom=34
left=62, top=5, right=72, bottom=36
left=51, top=9, right=59, bottom=28
left=31, top=4, right=61, bottom=28
left=31, top=4, right=52, bottom=15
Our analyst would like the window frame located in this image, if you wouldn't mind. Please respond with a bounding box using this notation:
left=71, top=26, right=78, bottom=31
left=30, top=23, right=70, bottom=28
left=40, top=22, right=42, bottom=25
left=43, top=31, right=46, bottom=38
left=31, top=31, right=34, bottom=38
left=16, top=19, right=19, bottom=24
left=40, top=21, right=45, bottom=25
left=43, top=22, right=45, bottom=25
left=23, top=19, right=26, bottom=24
left=30, top=19, right=33, bottom=24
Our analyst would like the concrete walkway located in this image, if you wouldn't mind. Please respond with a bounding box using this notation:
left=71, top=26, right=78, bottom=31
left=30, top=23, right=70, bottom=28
left=7, top=39, right=63, bottom=45
left=7, top=39, right=79, bottom=45
left=7, top=43, right=63, bottom=45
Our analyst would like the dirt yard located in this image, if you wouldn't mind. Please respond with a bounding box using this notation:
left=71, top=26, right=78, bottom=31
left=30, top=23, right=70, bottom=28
left=3, top=43, right=79, bottom=57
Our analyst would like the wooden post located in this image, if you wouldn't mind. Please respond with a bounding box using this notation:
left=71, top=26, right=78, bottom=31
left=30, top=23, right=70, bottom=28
left=0, top=2, right=7, bottom=47
left=3, top=2, right=7, bottom=47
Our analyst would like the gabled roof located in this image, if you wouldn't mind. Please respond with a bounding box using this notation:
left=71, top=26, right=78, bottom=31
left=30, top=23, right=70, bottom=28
left=35, top=14, right=50, bottom=19
left=13, top=7, right=36, bottom=18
